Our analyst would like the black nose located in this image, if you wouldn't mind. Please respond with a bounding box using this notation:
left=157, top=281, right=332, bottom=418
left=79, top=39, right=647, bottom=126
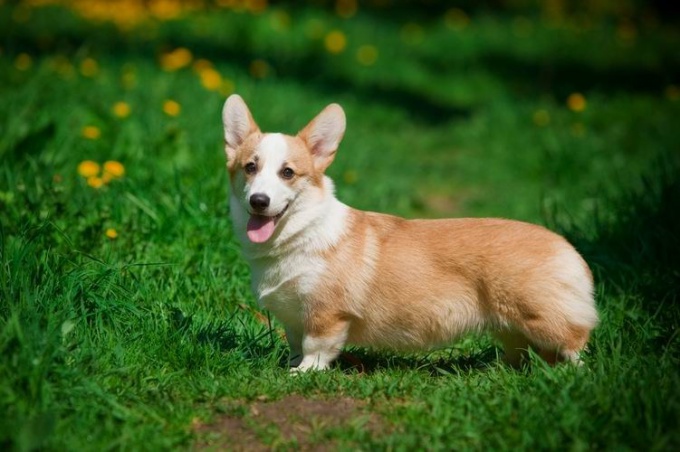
left=249, top=193, right=270, bottom=211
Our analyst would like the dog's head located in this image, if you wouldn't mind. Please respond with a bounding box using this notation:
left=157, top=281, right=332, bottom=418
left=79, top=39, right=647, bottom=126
left=222, top=94, right=346, bottom=244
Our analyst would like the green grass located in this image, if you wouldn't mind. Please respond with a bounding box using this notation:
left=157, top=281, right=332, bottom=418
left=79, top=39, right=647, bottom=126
left=1, top=1, right=679, bottom=450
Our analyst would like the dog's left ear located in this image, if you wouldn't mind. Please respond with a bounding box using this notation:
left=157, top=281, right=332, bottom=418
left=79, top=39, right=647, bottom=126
left=298, top=103, right=346, bottom=172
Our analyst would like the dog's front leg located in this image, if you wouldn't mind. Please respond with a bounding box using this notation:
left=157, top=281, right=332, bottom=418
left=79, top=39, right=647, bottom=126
left=291, top=321, right=349, bottom=372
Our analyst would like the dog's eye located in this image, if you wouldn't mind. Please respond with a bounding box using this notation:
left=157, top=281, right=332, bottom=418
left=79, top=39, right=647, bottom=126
left=244, top=162, right=257, bottom=174
left=281, top=167, right=295, bottom=180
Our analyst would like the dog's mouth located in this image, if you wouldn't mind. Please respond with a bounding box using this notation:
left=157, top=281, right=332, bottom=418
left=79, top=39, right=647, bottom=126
left=246, top=204, right=289, bottom=244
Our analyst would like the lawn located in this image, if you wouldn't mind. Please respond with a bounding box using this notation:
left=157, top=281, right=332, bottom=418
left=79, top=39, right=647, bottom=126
left=1, top=0, right=679, bottom=450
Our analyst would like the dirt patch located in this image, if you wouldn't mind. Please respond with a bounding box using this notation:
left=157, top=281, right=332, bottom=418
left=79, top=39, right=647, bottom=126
left=193, top=395, right=384, bottom=451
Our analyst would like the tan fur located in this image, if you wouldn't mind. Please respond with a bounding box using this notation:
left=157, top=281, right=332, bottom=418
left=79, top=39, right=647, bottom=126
left=222, top=95, right=599, bottom=370
left=308, top=212, right=596, bottom=359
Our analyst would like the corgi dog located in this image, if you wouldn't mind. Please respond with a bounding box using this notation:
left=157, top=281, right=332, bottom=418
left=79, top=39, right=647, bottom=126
left=222, top=94, right=598, bottom=372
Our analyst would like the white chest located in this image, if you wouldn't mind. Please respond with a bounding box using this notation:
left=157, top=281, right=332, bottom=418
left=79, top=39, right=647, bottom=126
left=249, top=252, right=326, bottom=326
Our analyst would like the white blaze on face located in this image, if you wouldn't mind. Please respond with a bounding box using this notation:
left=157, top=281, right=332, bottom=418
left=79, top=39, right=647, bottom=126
left=245, top=133, right=296, bottom=243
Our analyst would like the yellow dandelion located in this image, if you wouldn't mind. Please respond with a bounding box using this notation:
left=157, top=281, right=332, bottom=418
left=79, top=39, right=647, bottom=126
left=192, top=59, right=213, bottom=73
left=87, top=176, right=105, bottom=189
left=112, top=101, right=131, bottom=118
left=665, top=85, right=680, bottom=102
left=105, top=228, right=118, bottom=239
left=566, top=93, right=587, bottom=112
left=80, top=58, right=99, bottom=77
left=532, top=110, right=550, bottom=127
left=160, top=47, right=193, bottom=71
left=14, top=53, right=32, bottom=71
left=336, top=0, right=357, bottom=19
left=82, top=126, right=101, bottom=140
left=163, top=99, right=181, bottom=116
left=356, top=45, right=378, bottom=66
left=249, top=59, right=270, bottom=79
left=200, top=67, right=222, bottom=90
left=103, top=160, right=125, bottom=179
left=245, top=0, right=268, bottom=14
left=77, top=160, right=100, bottom=178
left=150, top=0, right=182, bottom=20
left=324, top=30, right=347, bottom=54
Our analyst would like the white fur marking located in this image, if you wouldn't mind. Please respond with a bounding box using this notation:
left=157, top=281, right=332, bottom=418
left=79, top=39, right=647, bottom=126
left=246, top=133, right=293, bottom=217
left=293, top=331, right=348, bottom=372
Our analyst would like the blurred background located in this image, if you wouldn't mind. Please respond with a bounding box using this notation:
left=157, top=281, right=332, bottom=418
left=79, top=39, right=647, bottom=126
left=1, top=2, right=680, bottom=449
left=1, top=0, right=678, bottom=223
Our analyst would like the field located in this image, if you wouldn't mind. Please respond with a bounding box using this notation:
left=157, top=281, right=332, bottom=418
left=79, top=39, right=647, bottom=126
left=1, top=0, right=679, bottom=450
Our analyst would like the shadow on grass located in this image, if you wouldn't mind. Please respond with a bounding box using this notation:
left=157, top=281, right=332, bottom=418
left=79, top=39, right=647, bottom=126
left=333, top=345, right=501, bottom=376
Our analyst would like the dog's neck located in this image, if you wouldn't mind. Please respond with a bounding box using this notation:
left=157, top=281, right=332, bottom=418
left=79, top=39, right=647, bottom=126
left=230, top=175, right=350, bottom=260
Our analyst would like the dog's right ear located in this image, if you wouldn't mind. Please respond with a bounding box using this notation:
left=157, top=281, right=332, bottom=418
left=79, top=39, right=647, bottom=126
left=222, top=94, right=260, bottom=163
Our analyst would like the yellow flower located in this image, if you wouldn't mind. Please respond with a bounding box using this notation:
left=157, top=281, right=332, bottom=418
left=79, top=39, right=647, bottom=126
left=112, top=101, right=131, bottom=118
left=160, top=47, right=193, bottom=71
left=105, top=228, right=118, bottom=239
left=324, top=30, right=347, bottom=54
left=87, top=176, right=105, bottom=189
left=336, top=0, right=357, bottom=18
left=192, top=59, right=213, bottom=73
left=15, top=53, right=32, bottom=71
left=356, top=45, right=378, bottom=66
left=78, top=160, right=100, bottom=178
left=80, top=58, right=99, bottom=77
left=82, top=126, right=101, bottom=140
left=150, top=0, right=182, bottom=20
left=567, top=93, right=587, bottom=112
left=103, top=160, right=125, bottom=179
left=163, top=99, right=181, bottom=116
left=245, top=0, right=268, bottom=14
left=200, top=67, right=222, bottom=90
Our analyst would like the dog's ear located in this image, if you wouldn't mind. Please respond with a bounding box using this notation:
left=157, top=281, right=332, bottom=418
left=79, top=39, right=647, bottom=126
left=222, top=94, right=260, bottom=163
left=298, top=103, right=346, bottom=172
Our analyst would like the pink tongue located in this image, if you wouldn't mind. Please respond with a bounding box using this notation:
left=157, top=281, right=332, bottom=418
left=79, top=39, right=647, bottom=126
left=247, top=215, right=276, bottom=243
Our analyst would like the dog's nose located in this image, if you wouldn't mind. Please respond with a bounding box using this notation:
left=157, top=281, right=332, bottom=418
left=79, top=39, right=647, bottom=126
left=249, top=193, right=270, bottom=211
